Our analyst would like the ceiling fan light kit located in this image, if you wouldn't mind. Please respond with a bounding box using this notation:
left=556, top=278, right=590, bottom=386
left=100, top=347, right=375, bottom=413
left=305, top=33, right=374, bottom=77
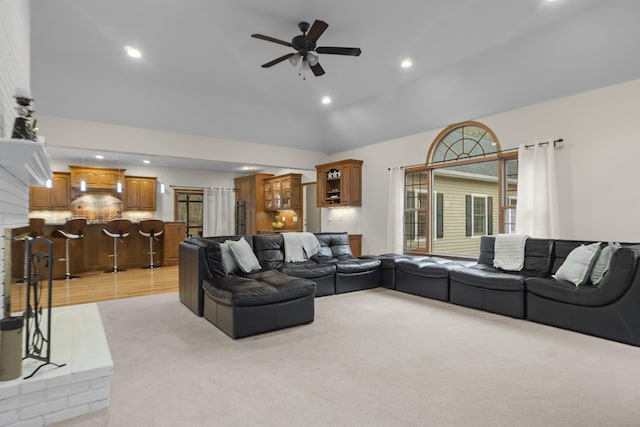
left=251, top=20, right=362, bottom=79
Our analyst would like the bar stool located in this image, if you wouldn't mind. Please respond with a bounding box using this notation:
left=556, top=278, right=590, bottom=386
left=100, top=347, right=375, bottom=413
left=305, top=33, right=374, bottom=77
left=52, top=218, right=87, bottom=280
left=102, top=219, right=132, bottom=273
left=139, top=219, right=164, bottom=269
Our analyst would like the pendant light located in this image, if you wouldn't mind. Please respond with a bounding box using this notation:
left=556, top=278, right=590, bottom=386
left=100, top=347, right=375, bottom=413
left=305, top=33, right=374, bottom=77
left=80, top=154, right=87, bottom=192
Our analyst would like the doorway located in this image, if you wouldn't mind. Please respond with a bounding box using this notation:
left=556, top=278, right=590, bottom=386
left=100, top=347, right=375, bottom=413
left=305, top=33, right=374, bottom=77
left=174, top=189, right=203, bottom=237
left=303, top=183, right=320, bottom=233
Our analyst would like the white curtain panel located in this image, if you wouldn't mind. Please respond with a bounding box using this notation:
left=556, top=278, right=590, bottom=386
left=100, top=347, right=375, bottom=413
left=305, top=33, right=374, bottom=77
left=515, top=142, right=559, bottom=238
left=386, top=166, right=405, bottom=253
left=203, top=188, right=235, bottom=236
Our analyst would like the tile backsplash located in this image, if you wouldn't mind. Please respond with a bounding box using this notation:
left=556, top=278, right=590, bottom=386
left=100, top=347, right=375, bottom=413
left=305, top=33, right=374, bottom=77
left=71, top=194, right=122, bottom=222
left=30, top=193, right=156, bottom=224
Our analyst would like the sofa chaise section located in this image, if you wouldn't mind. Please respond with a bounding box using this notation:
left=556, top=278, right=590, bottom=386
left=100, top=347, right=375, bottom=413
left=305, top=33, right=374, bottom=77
left=202, top=270, right=315, bottom=339
left=526, top=243, right=640, bottom=346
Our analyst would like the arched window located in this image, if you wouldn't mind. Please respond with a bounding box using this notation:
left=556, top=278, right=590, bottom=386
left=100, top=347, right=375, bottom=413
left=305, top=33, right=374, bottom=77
left=404, top=121, right=517, bottom=257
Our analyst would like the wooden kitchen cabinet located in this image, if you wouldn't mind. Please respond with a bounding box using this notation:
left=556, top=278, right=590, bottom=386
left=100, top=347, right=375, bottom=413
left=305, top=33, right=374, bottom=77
left=162, top=222, right=186, bottom=265
left=69, top=166, right=125, bottom=190
left=29, top=172, right=70, bottom=210
left=316, top=159, right=363, bottom=207
left=124, top=176, right=157, bottom=210
left=264, top=173, right=302, bottom=211
left=349, top=234, right=362, bottom=256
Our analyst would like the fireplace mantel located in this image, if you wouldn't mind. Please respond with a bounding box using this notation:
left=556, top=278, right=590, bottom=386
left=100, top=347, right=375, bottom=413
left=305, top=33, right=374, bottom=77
left=0, top=138, right=52, bottom=186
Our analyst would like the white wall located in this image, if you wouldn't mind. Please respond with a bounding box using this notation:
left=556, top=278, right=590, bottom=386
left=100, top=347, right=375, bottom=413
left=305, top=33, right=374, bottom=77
left=0, top=0, right=29, bottom=139
left=39, top=116, right=329, bottom=172
left=320, top=207, right=362, bottom=235
left=0, top=0, right=30, bottom=308
left=331, top=79, right=640, bottom=254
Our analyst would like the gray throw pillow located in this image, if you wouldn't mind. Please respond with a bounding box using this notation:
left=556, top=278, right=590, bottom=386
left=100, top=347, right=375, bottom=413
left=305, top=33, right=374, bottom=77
left=227, top=237, right=261, bottom=273
left=220, top=241, right=238, bottom=275
left=589, top=242, right=621, bottom=285
left=552, top=242, right=601, bottom=286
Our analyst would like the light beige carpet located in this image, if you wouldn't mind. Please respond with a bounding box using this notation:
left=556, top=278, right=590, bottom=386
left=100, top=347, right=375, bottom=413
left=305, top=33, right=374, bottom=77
left=55, top=289, right=640, bottom=426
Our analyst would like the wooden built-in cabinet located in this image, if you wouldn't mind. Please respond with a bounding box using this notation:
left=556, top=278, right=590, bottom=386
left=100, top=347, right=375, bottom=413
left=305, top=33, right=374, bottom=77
left=124, top=176, right=157, bottom=210
left=69, top=166, right=125, bottom=190
left=316, top=159, right=363, bottom=207
left=29, top=172, right=70, bottom=210
left=163, top=222, right=186, bottom=265
left=264, top=173, right=302, bottom=211
left=234, top=173, right=274, bottom=235
left=349, top=234, right=362, bottom=256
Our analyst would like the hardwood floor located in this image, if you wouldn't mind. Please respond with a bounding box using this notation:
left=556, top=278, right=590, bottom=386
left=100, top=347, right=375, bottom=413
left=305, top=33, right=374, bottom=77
left=9, top=265, right=179, bottom=313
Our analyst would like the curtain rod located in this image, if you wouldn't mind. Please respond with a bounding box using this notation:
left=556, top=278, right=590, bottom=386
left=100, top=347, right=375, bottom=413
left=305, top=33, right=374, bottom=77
left=388, top=138, right=564, bottom=170
left=169, top=185, right=236, bottom=190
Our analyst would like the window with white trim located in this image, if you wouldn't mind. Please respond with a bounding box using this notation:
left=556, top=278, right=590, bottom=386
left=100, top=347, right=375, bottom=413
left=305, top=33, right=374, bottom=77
left=402, top=121, right=516, bottom=257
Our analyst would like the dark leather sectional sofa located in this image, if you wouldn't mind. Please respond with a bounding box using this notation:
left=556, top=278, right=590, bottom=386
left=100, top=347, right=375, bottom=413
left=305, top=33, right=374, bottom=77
left=179, top=233, right=640, bottom=347
left=179, top=232, right=380, bottom=338
left=389, top=236, right=640, bottom=347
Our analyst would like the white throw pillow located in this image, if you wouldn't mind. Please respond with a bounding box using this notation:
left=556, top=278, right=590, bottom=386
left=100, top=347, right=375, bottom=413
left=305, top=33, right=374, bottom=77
left=589, top=242, right=621, bottom=285
left=553, top=242, right=601, bottom=286
left=227, top=237, right=261, bottom=273
left=220, top=241, right=238, bottom=275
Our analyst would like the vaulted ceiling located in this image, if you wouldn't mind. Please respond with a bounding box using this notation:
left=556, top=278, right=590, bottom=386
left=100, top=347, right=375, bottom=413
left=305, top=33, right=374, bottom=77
left=31, top=0, right=640, bottom=158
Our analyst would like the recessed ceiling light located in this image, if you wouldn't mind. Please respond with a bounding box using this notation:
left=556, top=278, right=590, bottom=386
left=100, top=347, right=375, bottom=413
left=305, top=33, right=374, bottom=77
left=143, top=160, right=150, bottom=164
left=401, top=58, right=413, bottom=69
left=321, top=96, right=332, bottom=105
left=95, top=155, right=104, bottom=159
left=125, top=46, right=142, bottom=58
left=242, top=166, right=250, bottom=170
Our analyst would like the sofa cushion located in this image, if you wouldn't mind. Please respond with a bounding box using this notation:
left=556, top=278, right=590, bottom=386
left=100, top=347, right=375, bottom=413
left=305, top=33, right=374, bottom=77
left=525, top=278, right=600, bottom=305
left=521, top=238, right=555, bottom=277
left=243, top=269, right=316, bottom=296
left=476, top=236, right=553, bottom=277
left=552, top=242, right=601, bottom=286
left=335, top=257, right=381, bottom=274
left=203, top=272, right=315, bottom=307
left=396, top=258, right=461, bottom=279
left=315, top=232, right=352, bottom=258
left=527, top=246, right=638, bottom=306
left=310, top=255, right=339, bottom=265
left=228, top=237, right=261, bottom=273
left=477, top=236, right=495, bottom=266
left=280, top=261, right=336, bottom=279
left=253, top=234, right=285, bottom=270
left=449, top=265, right=528, bottom=291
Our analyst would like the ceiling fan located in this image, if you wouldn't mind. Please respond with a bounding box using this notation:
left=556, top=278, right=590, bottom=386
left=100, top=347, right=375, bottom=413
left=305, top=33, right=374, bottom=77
left=251, top=20, right=362, bottom=78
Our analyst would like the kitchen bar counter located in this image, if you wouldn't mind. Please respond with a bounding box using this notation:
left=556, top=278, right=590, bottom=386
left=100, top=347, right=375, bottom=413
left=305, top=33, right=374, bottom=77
left=11, top=221, right=186, bottom=279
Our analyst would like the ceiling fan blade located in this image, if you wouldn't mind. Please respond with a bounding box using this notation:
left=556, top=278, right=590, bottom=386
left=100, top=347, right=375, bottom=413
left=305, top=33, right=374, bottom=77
left=305, top=20, right=328, bottom=43
left=261, top=53, right=294, bottom=68
left=251, top=33, right=293, bottom=48
left=316, top=46, right=362, bottom=56
left=310, top=63, right=325, bottom=77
